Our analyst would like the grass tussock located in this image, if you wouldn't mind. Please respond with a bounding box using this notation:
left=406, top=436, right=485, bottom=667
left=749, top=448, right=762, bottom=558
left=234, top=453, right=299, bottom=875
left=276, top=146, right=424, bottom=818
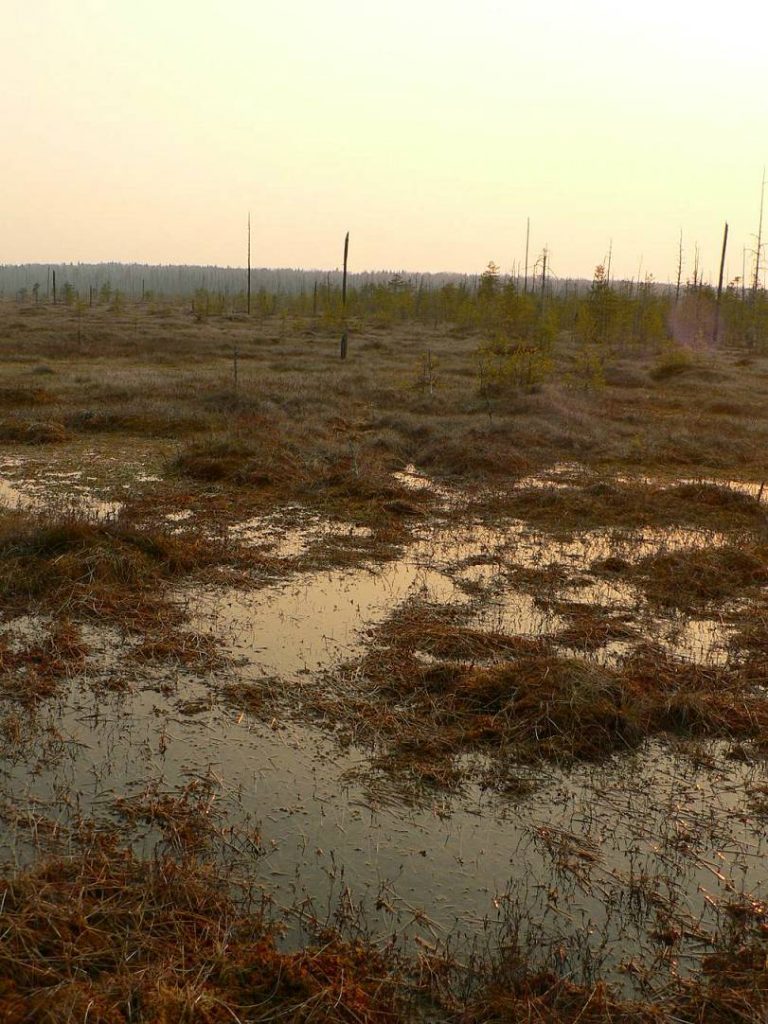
left=65, top=407, right=204, bottom=438
left=497, top=477, right=767, bottom=532
left=0, top=418, right=70, bottom=443
left=636, top=544, right=768, bottom=607
left=169, top=434, right=423, bottom=513
left=648, top=346, right=697, bottom=381
left=0, top=512, right=239, bottom=624
left=311, top=605, right=768, bottom=780
left=418, top=429, right=532, bottom=479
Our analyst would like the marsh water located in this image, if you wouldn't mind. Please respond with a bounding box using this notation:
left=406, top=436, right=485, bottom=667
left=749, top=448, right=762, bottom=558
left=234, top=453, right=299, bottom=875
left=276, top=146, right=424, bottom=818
left=0, top=465, right=766, bottom=991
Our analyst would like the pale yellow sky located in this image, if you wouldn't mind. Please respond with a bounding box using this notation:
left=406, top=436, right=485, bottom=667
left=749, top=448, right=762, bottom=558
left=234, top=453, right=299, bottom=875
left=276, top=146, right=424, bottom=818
left=4, top=0, right=767, bottom=282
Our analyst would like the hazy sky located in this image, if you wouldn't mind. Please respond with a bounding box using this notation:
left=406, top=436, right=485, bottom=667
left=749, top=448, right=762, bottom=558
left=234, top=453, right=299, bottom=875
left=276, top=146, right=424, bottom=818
left=4, top=0, right=767, bottom=282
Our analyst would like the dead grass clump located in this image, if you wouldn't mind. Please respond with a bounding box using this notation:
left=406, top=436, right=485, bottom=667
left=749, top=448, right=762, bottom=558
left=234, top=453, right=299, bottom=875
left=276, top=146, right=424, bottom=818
left=377, top=601, right=547, bottom=661
left=459, top=657, right=637, bottom=757
left=0, top=848, right=408, bottom=1023
left=169, top=436, right=296, bottom=485
left=553, top=607, right=638, bottom=651
left=621, top=647, right=768, bottom=738
left=499, top=476, right=766, bottom=532
left=66, top=407, right=203, bottom=438
left=327, top=612, right=768, bottom=783
left=419, top=430, right=531, bottom=479
left=637, top=544, right=768, bottom=607
left=666, top=480, right=766, bottom=516
left=0, top=513, right=224, bottom=622
left=0, top=419, right=70, bottom=443
left=358, top=647, right=638, bottom=763
left=649, top=360, right=693, bottom=383
left=303, top=450, right=409, bottom=503
left=171, top=434, right=422, bottom=514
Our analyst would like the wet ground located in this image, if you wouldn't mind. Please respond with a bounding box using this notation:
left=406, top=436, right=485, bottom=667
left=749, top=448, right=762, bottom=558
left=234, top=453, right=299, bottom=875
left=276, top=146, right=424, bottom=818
left=1, top=456, right=767, bottom=995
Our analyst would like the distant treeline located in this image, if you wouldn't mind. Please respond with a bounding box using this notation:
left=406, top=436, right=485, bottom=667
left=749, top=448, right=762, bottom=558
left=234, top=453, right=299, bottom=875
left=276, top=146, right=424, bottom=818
left=0, top=262, right=605, bottom=302
left=2, top=260, right=768, bottom=357
left=0, top=263, right=482, bottom=301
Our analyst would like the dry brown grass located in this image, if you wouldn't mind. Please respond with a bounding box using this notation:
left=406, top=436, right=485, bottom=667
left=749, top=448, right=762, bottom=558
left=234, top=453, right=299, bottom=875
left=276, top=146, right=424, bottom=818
left=3, top=300, right=768, bottom=488
left=0, top=848, right=408, bottom=1023
left=496, top=478, right=768, bottom=532
left=0, top=846, right=765, bottom=1023
left=300, top=604, right=768, bottom=782
left=635, top=544, right=768, bottom=608
left=0, top=514, right=204, bottom=619
left=0, top=418, right=70, bottom=443
left=168, top=432, right=430, bottom=526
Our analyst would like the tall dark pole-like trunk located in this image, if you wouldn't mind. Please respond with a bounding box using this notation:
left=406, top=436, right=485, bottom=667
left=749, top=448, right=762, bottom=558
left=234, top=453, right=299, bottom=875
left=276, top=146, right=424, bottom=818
left=523, top=217, right=530, bottom=294
left=540, top=248, right=547, bottom=301
left=247, top=213, right=252, bottom=315
left=675, top=230, right=683, bottom=302
left=713, top=221, right=729, bottom=344
left=752, top=169, right=766, bottom=301
left=340, top=231, right=349, bottom=360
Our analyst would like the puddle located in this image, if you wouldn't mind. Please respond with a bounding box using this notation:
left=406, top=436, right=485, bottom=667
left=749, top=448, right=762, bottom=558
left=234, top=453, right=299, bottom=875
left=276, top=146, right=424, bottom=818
left=0, top=668, right=765, bottom=991
left=657, top=616, right=737, bottom=667
left=0, top=474, right=122, bottom=520
left=472, top=589, right=562, bottom=637
left=231, top=507, right=373, bottom=559
left=165, top=508, right=195, bottom=532
left=514, top=462, right=586, bottom=490
left=394, top=463, right=456, bottom=501
left=193, top=513, right=740, bottom=673
left=187, top=518, right=583, bottom=678
left=188, top=561, right=464, bottom=677
left=509, top=525, right=728, bottom=571
left=1, top=465, right=766, bottom=991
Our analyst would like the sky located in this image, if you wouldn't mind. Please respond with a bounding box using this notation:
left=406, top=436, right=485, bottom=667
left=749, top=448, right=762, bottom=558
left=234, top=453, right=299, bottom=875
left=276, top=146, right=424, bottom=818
left=3, top=0, right=768, bottom=282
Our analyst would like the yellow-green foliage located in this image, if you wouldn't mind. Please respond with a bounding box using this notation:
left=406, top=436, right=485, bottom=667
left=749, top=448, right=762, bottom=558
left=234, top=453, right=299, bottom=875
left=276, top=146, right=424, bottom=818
left=477, top=333, right=554, bottom=394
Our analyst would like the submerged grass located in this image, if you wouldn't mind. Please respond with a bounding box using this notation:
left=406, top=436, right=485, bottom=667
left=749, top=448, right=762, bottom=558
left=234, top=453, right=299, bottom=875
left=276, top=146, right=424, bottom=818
left=0, top=845, right=766, bottom=1023
left=0, top=510, right=268, bottom=673
left=290, top=602, right=768, bottom=783
left=0, top=847, right=407, bottom=1023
